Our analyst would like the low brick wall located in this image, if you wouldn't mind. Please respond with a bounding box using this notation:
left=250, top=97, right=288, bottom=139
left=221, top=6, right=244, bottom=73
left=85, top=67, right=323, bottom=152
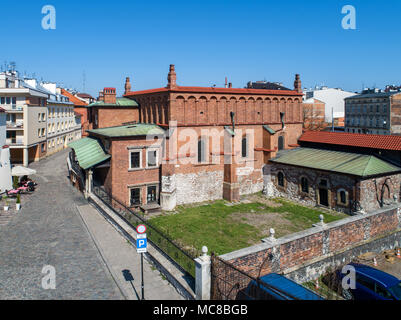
left=220, top=205, right=401, bottom=282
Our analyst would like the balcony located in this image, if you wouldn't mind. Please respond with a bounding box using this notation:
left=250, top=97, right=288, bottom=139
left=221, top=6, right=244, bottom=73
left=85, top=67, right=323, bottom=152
left=6, top=138, right=24, bottom=146
left=6, top=122, right=24, bottom=130
left=1, top=104, right=24, bottom=112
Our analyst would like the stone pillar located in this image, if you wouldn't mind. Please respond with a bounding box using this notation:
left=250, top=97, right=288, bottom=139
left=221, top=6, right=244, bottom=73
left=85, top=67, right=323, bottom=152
left=222, top=129, right=240, bottom=202
left=88, top=169, right=93, bottom=194
left=160, top=174, right=177, bottom=211
left=195, top=246, right=211, bottom=300
left=23, top=147, right=29, bottom=167
left=84, top=169, right=93, bottom=199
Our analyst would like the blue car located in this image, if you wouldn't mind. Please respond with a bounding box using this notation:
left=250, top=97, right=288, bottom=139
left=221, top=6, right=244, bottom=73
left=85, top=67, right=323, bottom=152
left=236, top=273, right=324, bottom=300
left=337, top=263, right=401, bottom=300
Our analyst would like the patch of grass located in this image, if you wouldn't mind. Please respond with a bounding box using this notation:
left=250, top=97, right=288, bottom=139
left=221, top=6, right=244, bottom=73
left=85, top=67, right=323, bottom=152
left=149, top=196, right=347, bottom=256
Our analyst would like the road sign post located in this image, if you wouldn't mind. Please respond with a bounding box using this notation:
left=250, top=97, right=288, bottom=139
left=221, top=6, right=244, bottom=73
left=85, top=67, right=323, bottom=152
left=136, top=225, right=147, bottom=300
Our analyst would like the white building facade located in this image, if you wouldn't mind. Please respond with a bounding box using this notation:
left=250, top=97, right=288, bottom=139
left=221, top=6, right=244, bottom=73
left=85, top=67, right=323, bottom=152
left=304, top=87, right=357, bottom=123
left=0, top=70, right=82, bottom=166
left=41, top=83, right=81, bottom=156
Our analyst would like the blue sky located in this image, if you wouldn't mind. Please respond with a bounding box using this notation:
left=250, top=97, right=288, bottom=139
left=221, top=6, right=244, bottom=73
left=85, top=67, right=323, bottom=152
left=2, top=0, right=401, bottom=96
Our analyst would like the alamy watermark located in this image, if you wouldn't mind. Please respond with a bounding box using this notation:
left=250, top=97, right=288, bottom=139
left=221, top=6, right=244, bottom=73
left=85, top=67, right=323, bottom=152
left=341, top=5, right=356, bottom=30
left=41, top=5, right=56, bottom=30
left=341, top=264, right=356, bottom=290
left=41, top=265, right=56, bottom=289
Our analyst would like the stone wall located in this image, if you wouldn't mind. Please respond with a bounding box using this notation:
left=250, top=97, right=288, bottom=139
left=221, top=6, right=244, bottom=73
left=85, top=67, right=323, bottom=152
left=264, top=163, right=355, bottom=213
left=264, top=162, right=401, bottom=214
left=219, top=205, right=401, bottom=282
left=175, top=170, right=224, bottom=205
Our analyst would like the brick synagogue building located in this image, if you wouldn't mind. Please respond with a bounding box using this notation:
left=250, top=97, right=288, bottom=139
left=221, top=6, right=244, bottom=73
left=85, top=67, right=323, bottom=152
left=68, top=65, right=304, bottom=212
left=68, top=65, right=401, bottom=215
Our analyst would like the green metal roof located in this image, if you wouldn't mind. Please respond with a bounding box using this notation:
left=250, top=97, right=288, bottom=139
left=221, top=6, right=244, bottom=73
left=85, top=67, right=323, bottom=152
left=263, top=125, right=276, bottom=135
left=68, top=137, right=111, bottom=170
left=87, top=123, right=165, bottom=138
left=270, top=148, right=401, bottom=177
left=88, top=97, right=138, bottom=107
left=224, top=126, right=235, bottom=136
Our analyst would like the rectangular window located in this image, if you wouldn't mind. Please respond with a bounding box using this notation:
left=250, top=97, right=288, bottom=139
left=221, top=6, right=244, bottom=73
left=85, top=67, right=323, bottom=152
left=130, top=151, right=141, bottom=169
left=41, top=143, right=46, bottom=153
left=0, top=97, right=4, bottom=104
left=6, top=97, right=11, bottom=104
left=147, top=149, right=158, bottom=167
left=130, top=188, right=141, bottom=206
left=147, top=185, right=157, bottom=203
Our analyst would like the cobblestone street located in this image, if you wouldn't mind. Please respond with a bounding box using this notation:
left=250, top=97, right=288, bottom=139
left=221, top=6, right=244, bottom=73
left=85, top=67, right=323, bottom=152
left=0, top=149, right=123, bottom=299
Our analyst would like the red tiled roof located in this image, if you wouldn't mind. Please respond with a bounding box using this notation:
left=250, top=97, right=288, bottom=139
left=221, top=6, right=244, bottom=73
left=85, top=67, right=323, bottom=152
left=77, top=93, right=94, bottom=99
left=125, top=86, right=302, bottom=97
left=61, top=89, right=88, bottom=107
left=299, top=131, right=401, bottom=151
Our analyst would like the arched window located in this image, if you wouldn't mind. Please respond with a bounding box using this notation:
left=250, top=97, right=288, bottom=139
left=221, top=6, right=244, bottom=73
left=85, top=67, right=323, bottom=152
left=337, top=189, right=349, bottom=206
left=301, top=177, right=309, bottom=193
left=278, top=136, right=285, bottom=151
left=277, top=172, right=284, bottom=187
left=198, top=138, right=206, bottom=163
left=241, top=135, right=248, bottom=158
left=340, top=191, right=346, bottom=203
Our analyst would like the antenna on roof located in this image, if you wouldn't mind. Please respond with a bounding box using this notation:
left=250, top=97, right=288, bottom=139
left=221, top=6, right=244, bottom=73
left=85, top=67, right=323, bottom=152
left=83, top=70, right=86, bottom=93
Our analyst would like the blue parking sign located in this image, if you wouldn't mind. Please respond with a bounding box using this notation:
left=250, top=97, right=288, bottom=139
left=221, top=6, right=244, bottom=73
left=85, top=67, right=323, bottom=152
left=136, top=238, right=147, bottom=253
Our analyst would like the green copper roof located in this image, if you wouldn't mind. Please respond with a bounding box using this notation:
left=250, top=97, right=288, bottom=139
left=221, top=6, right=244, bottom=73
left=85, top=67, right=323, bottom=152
left=88, top=97, right=138, bottom=107
left=270, top=148, right=401, bottom=177
left=224, top=126, right=235, bottom=136
left=263, top=125, right=276, bottom=135
left=68, top=137, right=111, bottom=170
left=88, top=123, right=165, bottom=138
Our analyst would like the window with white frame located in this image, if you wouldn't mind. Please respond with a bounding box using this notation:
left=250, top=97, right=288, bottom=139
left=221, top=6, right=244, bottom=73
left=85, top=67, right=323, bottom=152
left=129, top=150, right=141, bottom=169
left=147, top=149, right=158, bottom=167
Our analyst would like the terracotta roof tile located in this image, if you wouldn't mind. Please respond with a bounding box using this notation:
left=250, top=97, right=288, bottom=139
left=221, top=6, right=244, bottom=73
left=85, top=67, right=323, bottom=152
left=61, top=89, right=88, bottom=106
left=299, top=131, right=401, bottom=151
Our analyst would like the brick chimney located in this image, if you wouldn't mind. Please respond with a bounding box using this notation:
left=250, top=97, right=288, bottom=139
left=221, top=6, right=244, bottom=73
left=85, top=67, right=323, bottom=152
left=103, top=87, right=116, bottom=104
left=167, top=64, right=177, bottom=89
left=228, top=82, right=232, bottom=88
left=294, top=74, right=302, bottom=93
left=124, top=77, right=131, bottom=95
left=98, top=91, right=104, bottom=101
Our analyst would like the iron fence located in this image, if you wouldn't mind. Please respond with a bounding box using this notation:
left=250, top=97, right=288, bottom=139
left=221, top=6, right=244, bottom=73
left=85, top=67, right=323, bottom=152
left=210, top=253, right=335, bottom=300
left=92, top=181, right=198, bottom=279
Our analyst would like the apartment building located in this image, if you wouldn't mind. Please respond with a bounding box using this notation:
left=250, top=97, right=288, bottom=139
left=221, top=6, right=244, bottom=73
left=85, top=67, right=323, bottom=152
left=41, top=83, right=81, bottom=156
left=0, top=70, right=82, bottom=166
left=0, top=71, right=48, bottom=166
left=344, top=89, right=401, bottom=135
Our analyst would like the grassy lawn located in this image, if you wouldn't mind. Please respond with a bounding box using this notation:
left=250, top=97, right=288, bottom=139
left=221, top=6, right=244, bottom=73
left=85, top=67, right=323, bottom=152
left=149, top=195, right=347, bottom=256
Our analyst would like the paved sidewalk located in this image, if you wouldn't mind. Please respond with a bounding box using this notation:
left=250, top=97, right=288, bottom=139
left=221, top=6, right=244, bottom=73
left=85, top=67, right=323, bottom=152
left=0, top=149, right=123, bottom=299
left=77, top=204, right=183, bottom=300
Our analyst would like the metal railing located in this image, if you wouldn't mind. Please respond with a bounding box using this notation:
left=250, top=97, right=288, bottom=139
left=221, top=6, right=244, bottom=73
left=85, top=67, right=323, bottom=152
left=92, top=181, right=198, bottom=279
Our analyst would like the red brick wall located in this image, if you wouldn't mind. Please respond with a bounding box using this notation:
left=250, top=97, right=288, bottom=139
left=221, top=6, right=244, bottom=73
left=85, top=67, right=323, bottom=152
left=108, top=137, right=161, bottom=207
left=224, top=207, right=401, bottom=277
left=95, top=107, right=139, bottom=129
left=74, top=107, right=90, bottom=136
left=329, top=220, right=365, bottom=252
